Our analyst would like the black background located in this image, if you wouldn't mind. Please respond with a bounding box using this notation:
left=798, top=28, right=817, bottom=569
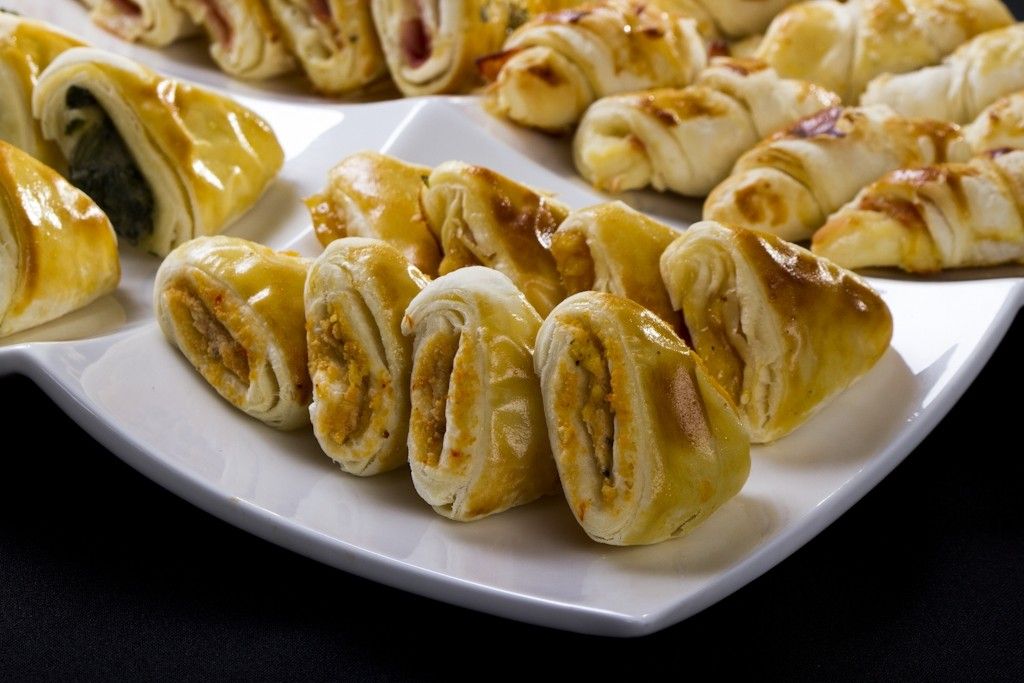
left=3, top=4, right=1024, bottom=679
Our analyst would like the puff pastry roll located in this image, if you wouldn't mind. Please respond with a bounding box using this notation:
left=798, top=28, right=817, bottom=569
left=480, top=0, right=708, bottom=132
left=402, top=267, right=556, bottom=520
left=549, top=201, right=679, bottom=327
left=574, top=57, right=839, bottom=196
left=176, top=0, right=295, bottom=79
left=0, top=140, right=119, bottom=338
left=755, top=0, right=1013, bottom=103
left=33, top=48, right=284, bottom=257
left=965, top=91, right=1024, bottom=153
left=813, top=150, right=1024, bottom=272
left=155, top=236, right=311, bottom=430
left=660, top=221, right=892, bottom=442
left=861, top=25, right=1024, bottom=125
left=421, top=161, right=568, bottom=316
left=267, top=0, right=386, bottom=93
left=305, top=152, right=440, bottom=277
left=88, top=0, right=197, bottom=46
left=534, top=291, right=749, bottom=545
left=703, top=105, right=971, bottom=242
left=0, top=14, right=83, bottom=170
left=305, top=238, right=428, bottom=474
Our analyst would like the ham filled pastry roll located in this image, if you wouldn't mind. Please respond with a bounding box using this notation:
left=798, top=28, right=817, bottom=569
left=402, top=267, right=557, bottom=520
left=0, top=140, right=119, bottom=338
left=87, top=0, right=197, bottom=46
left=176, top=0, right=295, bottom=79
left=660, top=221, right=893, bottom=442
left=305, top=238, right=429, bottom=475
left=155, top=236, right=311, bottom=430
left=33, top=48, right=283, bottom=257
left=534, top=291, right=750, bottom=546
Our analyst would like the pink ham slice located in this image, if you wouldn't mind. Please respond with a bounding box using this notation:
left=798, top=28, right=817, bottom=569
left=399, top=0, right=431, bottom=68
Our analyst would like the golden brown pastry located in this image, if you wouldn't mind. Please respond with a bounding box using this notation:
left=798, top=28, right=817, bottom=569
left=703, top=105, right=971, bottom=241
left=861, top=25, right=1024, bottom=124
left=33, top=48, right=284, bottom=257
left=0, top=140, right=119, bottom=338
left=0, top=13, right=83, bottom=171
left=667, top=0, right=796, bottom=39
left=154, top=236, right=311, bottom=430
left=88, top=0, right=197, bottom=46
left=965, top=90, right=1024, bottom=153
left=812, top=149, right=1024, bottom=272
left=305, top=152, right=440, bottom=277
left=755, top=0, right=1013, bottom=103
left=175, top=0, right=296, bottom=79
left=660, top=221, right=893, bottom=442
left=549, top=201, right=680, bottom=328
left=574, top=57, right=839, bottom=196
left=267, top=0, right=387, bottom=94
left=420, top=160, right=568, bottom=316
left=402, top=266, right=557, bottom=520
left=480, top=0, right=708, bottom=132
left=534, top=291, right=749, bottom=545
left=305, top=237, right=428, bottom=474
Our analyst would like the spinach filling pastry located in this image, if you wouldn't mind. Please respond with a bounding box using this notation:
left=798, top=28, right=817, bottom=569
left=33, top=48, right=283, bottom=257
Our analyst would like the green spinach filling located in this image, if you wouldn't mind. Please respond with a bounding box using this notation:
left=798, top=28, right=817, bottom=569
left=65, top=86, right=155, bottom=244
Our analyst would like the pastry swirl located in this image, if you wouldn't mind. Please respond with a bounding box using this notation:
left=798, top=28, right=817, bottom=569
left=176, top=0, right=296, bottom=79
left=88, top=0, right=197, bottom=46
left=964, top=91, right=1024, bottom=153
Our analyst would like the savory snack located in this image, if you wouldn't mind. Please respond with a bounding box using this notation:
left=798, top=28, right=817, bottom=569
left=0, top=13, right=83, bottom=170
left=0, top=140, right=119, bottom=338
left=660, top=221, right=893, bottom=442
left=964, top=90, right=1024, bottom=153
left=154, top=236, right=311, bottom=430
left=175, top=0, right=295, bottom=79
left=534, top=291, right=750, bottom=545
left=861, top=25, right=1024, bottom=124
left=703, top=105, right=971, bottom=242
left=812, top=149, right=1024, bottom=272
left=87, top=0, right=197, bottom=46
left=671, top=0, right=796, bottom=39
left=33, top=48, right=284, bottom=257
left=305, top=152, right=440, bottom=277
left=755, top=0, right=1013, bottom=102
left=420, top=160, right=567, bottom=316
left=549, top=201, right=679, bottom=328
left=305, top=238, right=428, bottom=475
left=574, top=57, right=839, bottom=196
left=480, top=0, right=708, bottom=132
left=402, top=267, right=557, bottom=520
left=267, top=0, right=387, bottom=94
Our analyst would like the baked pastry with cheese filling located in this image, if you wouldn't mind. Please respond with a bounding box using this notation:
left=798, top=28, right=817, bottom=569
left=402, top=266, right=556, bottom=520
left=703, top=105, right=971, bottom=241
left=813, top=149, right=1024, bottom=272
left=479, top=0, right=708, bottom=132
left=534, top=291, right=749, bottom=545
left=33, top=48, right=283, bottom=257
left=660, top=221, right=893, bottom=442
left=155, top=236, right=311, bottom=430
left=88, top=0, right=197, bottom=46
left=964, top=90, right=1024, bottom=153
left=420, top=160, right=567, bottom=316
left=176, top=0, right=296, bottom=79
left=0, top=140, right=119, bottom=338
left=305, top=151, right=440, bottom=277
left=574, top=57, right=839, bottom=196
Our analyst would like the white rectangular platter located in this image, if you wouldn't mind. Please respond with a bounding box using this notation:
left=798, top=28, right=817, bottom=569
left=3, top=0, right=1023, bottom=637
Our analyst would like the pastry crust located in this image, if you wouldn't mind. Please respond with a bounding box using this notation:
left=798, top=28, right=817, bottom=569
left=965, top=90, right=1024, bottom=153
left=574, top=57, right=839, bottom=196
left=703, top=105, right=971, bottom=241
left=305, top=152, right=440, bottom=277
left=0, top=140, right=119, bottom=338
left=176, top=0, right=296, bottom=79
left=813, top=149, right=1024, bottom=272
left=402, top=266, right=557, bottom=520
left=154, top=236, right=311, bottom=430
left=88, top=0, right=197, bottom=46
left=305, top=237, right=428, bottom=475
left=481, top=0, right=708, bottom=132
left=33, top=48, right=283, bottom=257
left=660, top=221, right=893, bottom=442
left=534, top=291, right=750, bottom=545
left=755, top=0, right=1013, bottom=103
left=549, top=201, right=680, bottom=328
left=420, top=160, right=567, bottom=316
